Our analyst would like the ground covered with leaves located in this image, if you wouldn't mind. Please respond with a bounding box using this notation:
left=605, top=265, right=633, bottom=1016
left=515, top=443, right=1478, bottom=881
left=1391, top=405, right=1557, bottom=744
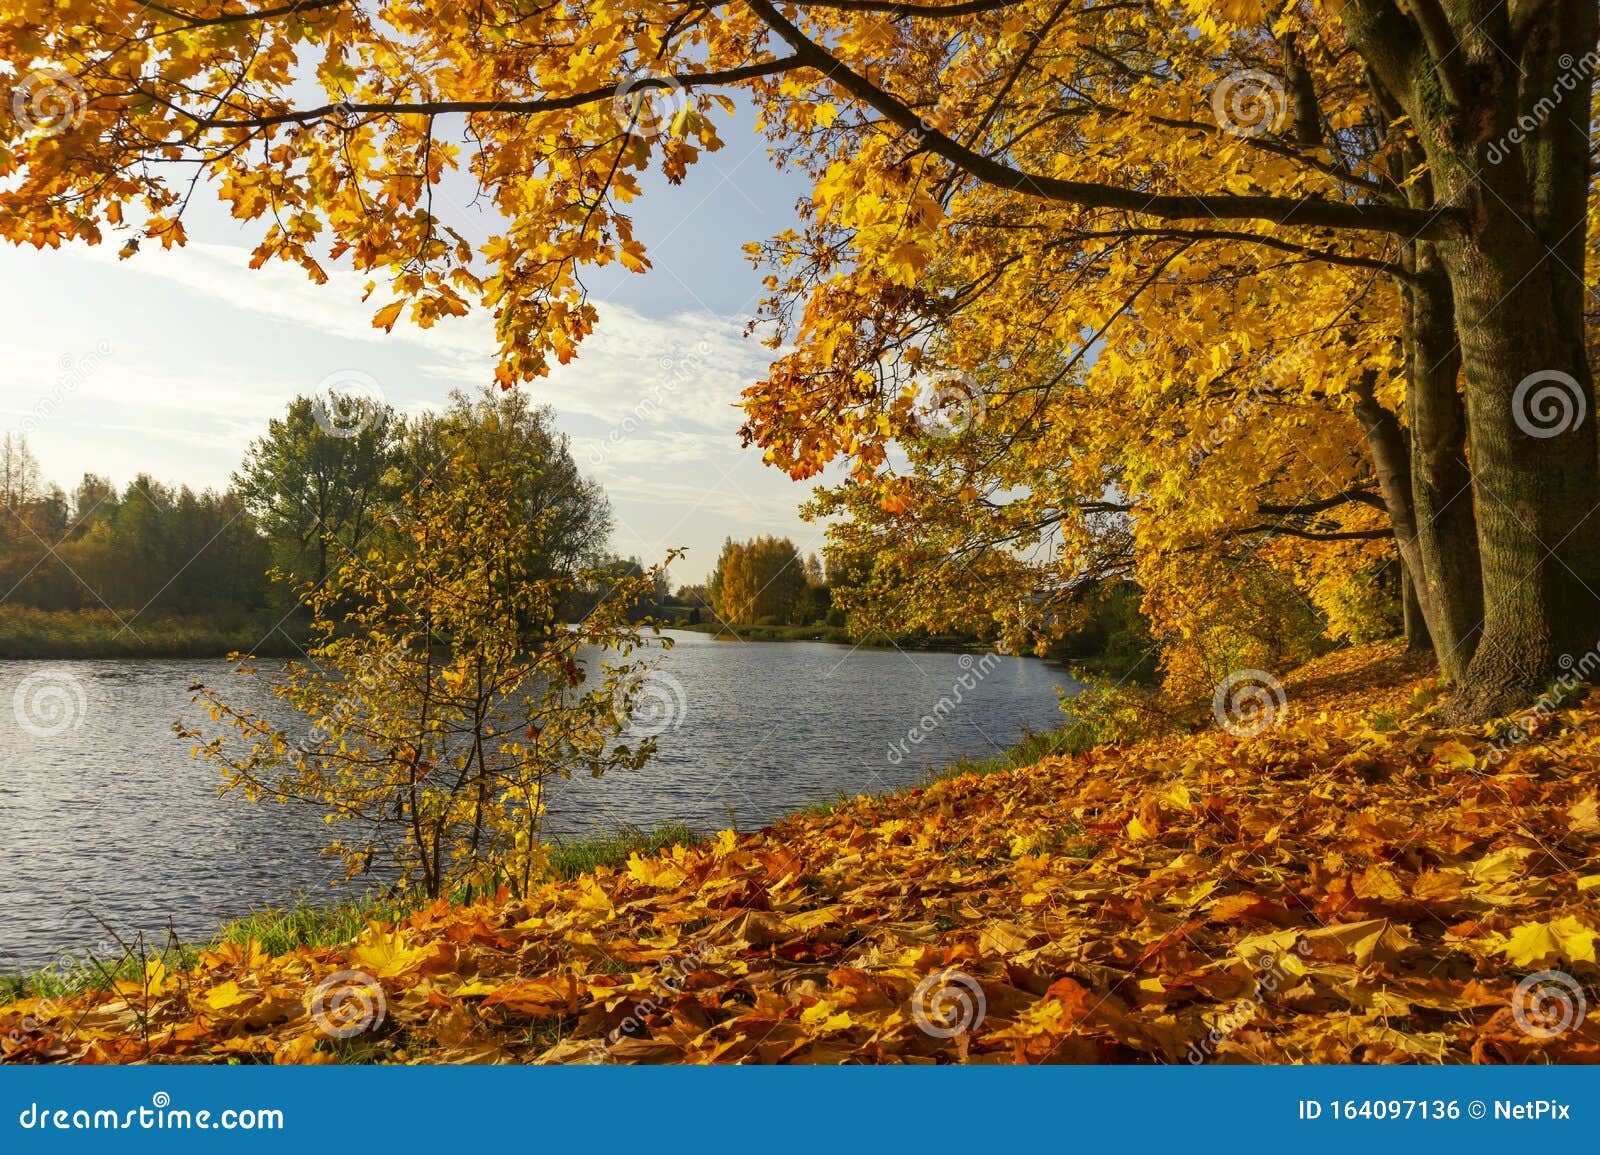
left=5, top=644, right=1599, bottom=1064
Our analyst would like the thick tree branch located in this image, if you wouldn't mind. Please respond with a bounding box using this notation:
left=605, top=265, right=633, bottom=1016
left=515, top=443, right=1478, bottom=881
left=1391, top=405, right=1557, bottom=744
left=1045, top=226, right=1413, bottom=281
left=1258, top=488, right=1388, bottom=517
left=1407, top=0, right=1471, bottom=107
left=141, top=0, right=349, bottom=32
left=777, top=0, right=1025, bottom=13
left=1233, top=524, right=1392, bottom=542
left=1335, top=0, right=1425, bottom=106
left=744, top=0, right=1454, bottom=239
left=161, top=57, right=803, bottom=130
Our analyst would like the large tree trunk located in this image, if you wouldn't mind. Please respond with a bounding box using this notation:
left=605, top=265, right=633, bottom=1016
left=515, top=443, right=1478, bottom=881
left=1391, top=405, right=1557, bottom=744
left=1349, top=373, right=1441, bottom=652
left=1357, top=55, right=1483, bottom=684
left=1401, top=565, right=1430, bottom=652
left=1350, top=317, right=1480, bottom=683
left=1432, top=6, right=1600, bottom=720
left=1341, top=1, right=1600, bottom=721
left=1440, top=232, right=1600, bottom=718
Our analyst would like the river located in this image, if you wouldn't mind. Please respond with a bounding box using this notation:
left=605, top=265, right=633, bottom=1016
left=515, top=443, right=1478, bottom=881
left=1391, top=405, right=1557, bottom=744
left=0, top=630, right=1075, bottom=967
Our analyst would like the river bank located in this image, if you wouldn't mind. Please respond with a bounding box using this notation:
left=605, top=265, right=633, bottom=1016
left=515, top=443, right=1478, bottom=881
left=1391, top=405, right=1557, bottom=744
left=10, top=642, right=1589, bottom=1065
left=0, top=607, right=306, bottom=659
left=674, top=619, right=982, bottom=650
left=0, top=723, right=1082, bottom=1001
left=0, top=823, right=703, bottom=1005
left=0, top=633, right=1075, bottom=967
left=673, top=620, right=1157, bottom=682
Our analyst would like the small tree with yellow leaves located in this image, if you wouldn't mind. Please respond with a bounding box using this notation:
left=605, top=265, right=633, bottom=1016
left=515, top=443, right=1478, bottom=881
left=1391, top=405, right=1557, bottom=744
left=182, top=445, right=667, bottom=899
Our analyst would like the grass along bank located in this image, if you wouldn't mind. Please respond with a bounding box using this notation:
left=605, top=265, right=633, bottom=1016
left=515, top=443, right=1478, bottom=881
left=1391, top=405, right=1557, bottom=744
left=0, top=823, right=704, bottom=1006
left=12, top=639, right=1587, bottom=1062
left=0, top=700, right=1117, bottom=999
left=0, top=699, right=1122, bottom=1006
left=14, top=642, right=1595, bottom=1064
left=0, top=681, right=1176, bottom=1016
left=0, top=607, right=307, bottom=659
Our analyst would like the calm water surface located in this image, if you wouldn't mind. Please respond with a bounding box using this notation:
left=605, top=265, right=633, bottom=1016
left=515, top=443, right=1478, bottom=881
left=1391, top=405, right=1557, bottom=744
left=0, top=631, right=1074, bottom=966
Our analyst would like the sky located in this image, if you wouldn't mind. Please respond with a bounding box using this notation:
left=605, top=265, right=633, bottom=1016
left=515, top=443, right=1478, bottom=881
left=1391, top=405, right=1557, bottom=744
left=0, top=104, right=831, bottom=586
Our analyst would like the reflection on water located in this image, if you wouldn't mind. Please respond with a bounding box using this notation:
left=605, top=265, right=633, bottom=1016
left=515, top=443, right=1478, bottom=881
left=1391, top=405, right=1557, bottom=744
left=0, top=630, right=1073, bottom=966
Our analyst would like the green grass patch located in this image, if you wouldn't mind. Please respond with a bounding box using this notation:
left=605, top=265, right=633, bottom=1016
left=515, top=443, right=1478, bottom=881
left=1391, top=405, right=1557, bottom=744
left=793, top=791, right=859, bottom=820
left=212, top=892, right=421, bottom=955
left=923, top=724, right=1099, bottom=786
left=0, top=823, right=707, bottom=1002
left=547, top=821, right=705, bottom=879
left=0, top=606, right=306, bottom=659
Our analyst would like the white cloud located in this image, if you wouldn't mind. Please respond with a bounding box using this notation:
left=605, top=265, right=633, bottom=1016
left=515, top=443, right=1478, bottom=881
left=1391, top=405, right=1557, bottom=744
left=0, top=236, right=819, bottom=582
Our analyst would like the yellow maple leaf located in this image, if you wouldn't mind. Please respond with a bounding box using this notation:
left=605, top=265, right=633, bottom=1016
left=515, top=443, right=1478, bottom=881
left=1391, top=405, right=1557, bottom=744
left=625, top=852, right=687, bottom=889
left=202, top=980, right=255, bottom=1011
left=1495, top=917, right=1598, bottom=967
left=371, top=300, right=405, bottom=331
left=799, top=999, right=854, bottom=1033
left=347, top=928, right=437, bottom=979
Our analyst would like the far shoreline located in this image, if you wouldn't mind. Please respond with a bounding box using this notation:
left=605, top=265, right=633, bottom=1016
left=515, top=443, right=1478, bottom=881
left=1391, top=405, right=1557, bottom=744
left=0, top=608, right=1152, bottom=683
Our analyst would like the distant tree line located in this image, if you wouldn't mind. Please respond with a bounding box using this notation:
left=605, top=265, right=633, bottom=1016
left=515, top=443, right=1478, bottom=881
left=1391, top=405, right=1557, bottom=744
left=0, top=389, right=617, bottom=628
left=704, top=536, right=831, bottom=627
left=690, top=527, right=1153, bottom=673
left=1, top=432, right=271, bottom=620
